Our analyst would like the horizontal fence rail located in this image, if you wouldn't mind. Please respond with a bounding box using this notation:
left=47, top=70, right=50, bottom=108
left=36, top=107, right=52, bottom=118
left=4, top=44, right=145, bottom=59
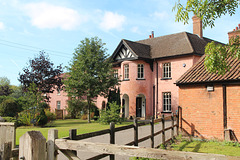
left=58, top=113, right=178, bottom=159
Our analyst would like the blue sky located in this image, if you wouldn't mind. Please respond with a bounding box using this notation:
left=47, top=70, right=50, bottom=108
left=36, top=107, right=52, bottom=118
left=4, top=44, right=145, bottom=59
left=0, top=0, right=239, bottom=86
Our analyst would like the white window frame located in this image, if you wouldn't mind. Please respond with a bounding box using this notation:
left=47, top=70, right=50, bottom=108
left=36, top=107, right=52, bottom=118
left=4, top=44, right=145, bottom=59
left=114, top=69, right=118, bottom=78
left=137, top=64, right=144, bottom=79
left=124, top=64, right=129, bottom=80
left=163, top=92, right=171, bottom=112
left=57, top=101, right=61, bottom=109
left=163, top=62, right=171, bottom=78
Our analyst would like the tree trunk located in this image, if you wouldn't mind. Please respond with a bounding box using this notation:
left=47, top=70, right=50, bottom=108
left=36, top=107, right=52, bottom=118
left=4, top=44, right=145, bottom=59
left=87, top=98, right=91, bottom=123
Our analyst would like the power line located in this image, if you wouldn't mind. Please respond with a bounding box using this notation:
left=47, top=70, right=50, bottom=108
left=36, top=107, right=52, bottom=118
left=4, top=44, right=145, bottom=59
left=0, top=39, right=72, bottom=58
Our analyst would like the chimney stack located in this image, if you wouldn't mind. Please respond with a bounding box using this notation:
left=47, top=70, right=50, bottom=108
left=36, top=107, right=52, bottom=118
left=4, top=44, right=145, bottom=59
left=228, top=24, right=240, bottom=41
left=149, top=31, right=154, bottom=38
left=192, top=15, right=203, bottom=38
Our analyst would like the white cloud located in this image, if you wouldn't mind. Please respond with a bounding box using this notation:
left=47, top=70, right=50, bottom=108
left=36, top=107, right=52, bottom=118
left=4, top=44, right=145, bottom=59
left=100, top=11, right=125, bottom=31
left=24, top=2, right=83, bottom=30
left=0, top=22, right=5, bottom=30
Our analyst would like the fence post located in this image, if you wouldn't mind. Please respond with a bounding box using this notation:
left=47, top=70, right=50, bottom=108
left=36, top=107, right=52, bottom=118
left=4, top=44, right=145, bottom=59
left=177, top=106, right=180, bottom=136
left=0, top=142, right=12, bottom=160
left=0, top=122, right=16, bottom=149
left=110, top=122, right=115, bottom=160
left=161, top=114, right=165, bottom=148
left=171, top=112, right=174, bottom=139
left=134, top=118, right=138, bottom=146
left=19, top=131, right=46, bottom=160
left=150, top=117, right=154, bottom=148
left=69, top=129, right=77, bottom=155
left=47, top=129, right=58, bottom=160
left=69, top=129, right=77, bottom=140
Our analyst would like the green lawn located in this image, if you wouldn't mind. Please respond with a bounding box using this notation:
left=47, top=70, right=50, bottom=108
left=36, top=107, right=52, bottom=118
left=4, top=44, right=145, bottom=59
left=16, top=119, right=133, bottom=145
left=170, top=139, right=240, bottom=157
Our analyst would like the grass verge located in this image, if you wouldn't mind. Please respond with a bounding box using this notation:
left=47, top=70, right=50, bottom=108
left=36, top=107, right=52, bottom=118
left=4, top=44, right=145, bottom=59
left=169, top=136, right=240, bottom=157
left=16, top=119, right=132, bottom=145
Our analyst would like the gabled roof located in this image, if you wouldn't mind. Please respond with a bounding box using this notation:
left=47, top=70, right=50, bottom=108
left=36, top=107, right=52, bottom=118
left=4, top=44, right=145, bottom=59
left=111, top=32, right=223, bottom=62
left=176, top=55, right=240, bottom=85
left=111, top=39, right=151, bottom=61
left=138, top=32, right=223, bottom=59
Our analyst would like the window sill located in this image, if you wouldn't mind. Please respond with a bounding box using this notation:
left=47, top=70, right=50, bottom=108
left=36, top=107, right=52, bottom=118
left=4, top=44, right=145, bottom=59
left=122, top=79, right=130, bottom=81
left=161, top=111, right=172, bottom=114
left=161, top=78, right=172, bottom=80
left=136, top=78, right=145, bottom=80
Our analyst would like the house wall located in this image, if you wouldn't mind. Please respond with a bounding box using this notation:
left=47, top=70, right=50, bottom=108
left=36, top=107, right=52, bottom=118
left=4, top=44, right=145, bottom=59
left=48, top=88, right=69, bottom=116
left=227, top=84, right=240, bottom=140
left=120, top=60, right=153, bottom=119
left=156, top=55, right=201, bottom=116
left=179, top=84, right=240, bottom=140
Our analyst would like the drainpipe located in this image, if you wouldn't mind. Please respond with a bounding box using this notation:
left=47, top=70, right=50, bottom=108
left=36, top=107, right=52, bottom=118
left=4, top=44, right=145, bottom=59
left=223, top=84, right=227, bottom=139
left=156, top=61, right=158, bottom=118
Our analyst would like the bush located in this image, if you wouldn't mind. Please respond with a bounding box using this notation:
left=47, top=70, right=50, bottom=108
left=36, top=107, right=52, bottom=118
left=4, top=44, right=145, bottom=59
left=0, top=97, right=22, bottom=117
left=18, top=110, right=39, bottom=126
left=44, top=109, right=56, bottom=121
left=99, top=102, right=123, bottom=124
left=67, top=99, right=83, bottom=119
left=36, top=109, right=48, bottom=126
left=2, top=117, right=23, bottom=127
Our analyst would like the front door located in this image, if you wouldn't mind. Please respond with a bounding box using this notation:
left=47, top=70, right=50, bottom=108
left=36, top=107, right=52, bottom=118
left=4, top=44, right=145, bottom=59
left=136, top=97, right=142, bottom=117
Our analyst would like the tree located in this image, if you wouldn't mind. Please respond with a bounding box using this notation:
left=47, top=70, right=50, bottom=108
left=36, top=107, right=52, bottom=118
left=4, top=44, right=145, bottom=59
left=0, top=77, right=13, bottom=96
left=19, top=51, right=63, bottom=101
left=0, top=77, right=10, bottom=86
left=64, top=37, right=118, bottom=123
left=173, top=0, right=240, bottom=74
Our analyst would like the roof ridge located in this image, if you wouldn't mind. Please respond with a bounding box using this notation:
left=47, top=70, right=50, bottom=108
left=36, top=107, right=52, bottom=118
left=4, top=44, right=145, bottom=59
left=184, top=32, right=195, bottom=54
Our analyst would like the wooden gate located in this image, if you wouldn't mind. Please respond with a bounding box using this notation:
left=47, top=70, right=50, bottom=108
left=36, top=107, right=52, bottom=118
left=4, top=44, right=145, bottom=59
left=55, top=109, right=63, bottom=119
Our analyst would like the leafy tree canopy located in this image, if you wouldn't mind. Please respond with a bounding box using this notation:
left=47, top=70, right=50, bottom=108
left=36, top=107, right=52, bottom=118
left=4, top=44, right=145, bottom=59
left=173, top=0, right=240, bottom=74
left=64, top=37, right=118, bottom=122
left=0, top=77, right=10, bottom=86
left=19, top=51, right=63, bottom=101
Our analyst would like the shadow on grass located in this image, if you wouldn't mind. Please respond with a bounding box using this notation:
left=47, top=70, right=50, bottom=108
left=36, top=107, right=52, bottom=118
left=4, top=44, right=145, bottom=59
left=178, top=141, right=191, bottom=151
left=45, top=120, right=94, bottom=127
left=192, top=142, right=202, bottom=152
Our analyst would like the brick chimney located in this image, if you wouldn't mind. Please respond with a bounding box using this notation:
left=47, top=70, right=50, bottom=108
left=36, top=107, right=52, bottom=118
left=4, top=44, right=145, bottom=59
left=149, top=31, right=154, bottom=38
left=228, top=24, right=240, bottom=41
left=192, top=15, right=203, bottom=38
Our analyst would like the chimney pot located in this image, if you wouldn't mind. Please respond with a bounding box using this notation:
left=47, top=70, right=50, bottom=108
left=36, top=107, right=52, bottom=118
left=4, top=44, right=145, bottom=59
left=149, top=35, right=152, bottom=38
left=151, top=31, right=154, bottom=38
left=238, top=24, right=240, bottom=29
left=233, top=29, right=236, bottom=31
left=236, top=27, right=238, bottom=30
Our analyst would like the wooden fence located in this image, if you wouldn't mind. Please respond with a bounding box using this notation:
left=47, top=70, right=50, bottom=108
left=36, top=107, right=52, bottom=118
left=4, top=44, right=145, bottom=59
left=1, top=111, right=239, bottom=160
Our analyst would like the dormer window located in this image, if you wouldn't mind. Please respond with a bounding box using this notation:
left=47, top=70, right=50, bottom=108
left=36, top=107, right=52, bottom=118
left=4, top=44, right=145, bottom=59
left=163, top=62, right=171, bottom=78
left=137, top=64, right=144, bottom=79
left=124, top=64, right=129, bottom=80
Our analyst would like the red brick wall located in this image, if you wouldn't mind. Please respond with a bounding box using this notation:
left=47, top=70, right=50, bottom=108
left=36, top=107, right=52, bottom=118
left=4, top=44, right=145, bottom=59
left=179, top=84, right=240, bottom=140
left=179, top=84, right=224, bottom=139
left=227, top=84, right=240, bottom=140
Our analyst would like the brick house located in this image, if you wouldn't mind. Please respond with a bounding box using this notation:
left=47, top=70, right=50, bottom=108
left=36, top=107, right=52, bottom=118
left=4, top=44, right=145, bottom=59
left=176, top=24, right=240, bottom=140
left=97, top=16, right=221, bottom=119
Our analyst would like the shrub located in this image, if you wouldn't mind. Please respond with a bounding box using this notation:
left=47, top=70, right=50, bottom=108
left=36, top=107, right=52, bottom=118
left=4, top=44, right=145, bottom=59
left=44, top=109, right=56, bottom=121
left=18, top=110, right=39, bottom=126
left=0, top=97, right=22, bottom=117
left=99, top=102, right=123, bottom=124
left=36, top=109, right=48, bottom=126
left=67, top=99, right=83, bottom=119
